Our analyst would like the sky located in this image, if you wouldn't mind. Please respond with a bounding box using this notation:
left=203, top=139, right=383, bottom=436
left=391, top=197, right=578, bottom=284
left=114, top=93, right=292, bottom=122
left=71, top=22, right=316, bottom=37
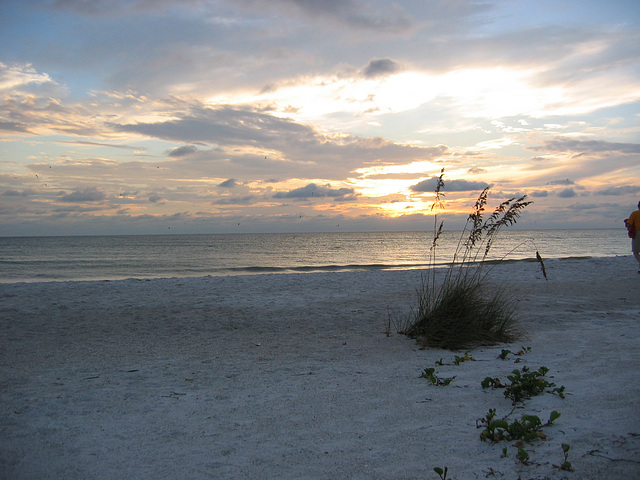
left=1, top=0, right=639, bottom=236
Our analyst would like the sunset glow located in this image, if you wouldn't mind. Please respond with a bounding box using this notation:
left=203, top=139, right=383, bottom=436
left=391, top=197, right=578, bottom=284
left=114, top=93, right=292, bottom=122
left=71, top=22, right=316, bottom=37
left=1, top=0, right=639, bottom=235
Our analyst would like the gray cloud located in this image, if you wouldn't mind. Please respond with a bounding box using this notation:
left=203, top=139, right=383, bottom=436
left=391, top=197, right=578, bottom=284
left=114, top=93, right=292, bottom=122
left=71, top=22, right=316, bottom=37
left=361, top=58, right=401, bottom=78
left=532, top=138, right=640, bottom=155
left=34, top=0, right=407, bottom=98
left=261, top=0, right=413, bottom=33
left=596, top=185, right=640, bottom=196
left=16, top=0, right=637, bottom=104
left=214, top=195, right=256, bottom=205
left=48, top=0, right=134, bottom=15
left=168, top=145, right=198, bottom=157
left=0, top=121, right=30, bottom=133
left=530, top=190, right=549, bottom=198
left=411, top=177, right=489, bottom=193
left=112, top=104, right=450, bottom=181
left=113, top=105, right=313, bottom=147
left=60, top=187, right=106, bottom=203
left=548, top=178, right=574, bottom=185
left=46, top=0, right=203, bottom=16
left=273, top=183, right=354, bottom=199
left=218, top=178, right=238, bottom=188
left=557, top=188, right=577, bottom=198
left=42, top=0, right=494, bottom=39
left=3, top=189, right=33, bottom=197
left=59, top=140, right=142, bottom=150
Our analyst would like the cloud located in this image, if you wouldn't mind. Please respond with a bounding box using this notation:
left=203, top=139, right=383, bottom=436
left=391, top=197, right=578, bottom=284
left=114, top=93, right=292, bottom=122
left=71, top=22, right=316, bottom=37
left=60, top=187, right=107, bottom=203
left=0, top=120, right=30, bottom=133
left=411, top=177, right=489, bottom=193
left=214, top=195, right=256, bottom=205
left=1, top=86, right=111, bottom=137
left=59, top=140, right=143, bottom=150
left=557, top=188, right=577, bottom=198
left=3, top=189, right=33, bottom=197
left=532, top=138, right=640, bottom=155
left=530, top=190, right=549, bottom=198
left=273, top=183, right=354, bottom=199
left=47, top=0, right=131, bottom=15
left=2, top=1, right=639, bottom=235
left=548, top=178, right=574, bottom=185
left=361, top=58, right=401, bottom=79
left=111, top=103, right=450, bottom=181
left=45, top=0, right=202, bottom=16
left=168, top=145, right=198, bottom=157
left=58, top=0, right=410, bottom=31
left=218, top=178, right=238, bottom=188
left=596, top=185, right=640, bottom=196
left=113, top=104, right=313, bottom=147
left=264, top=0, right=413, bottom=33
left=0, top=62, right=55, bottom=91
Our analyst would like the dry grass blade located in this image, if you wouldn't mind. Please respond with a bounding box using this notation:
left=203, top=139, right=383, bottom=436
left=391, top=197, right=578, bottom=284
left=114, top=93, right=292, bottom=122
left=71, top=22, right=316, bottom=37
left=536, top=251, right=548, bottom=281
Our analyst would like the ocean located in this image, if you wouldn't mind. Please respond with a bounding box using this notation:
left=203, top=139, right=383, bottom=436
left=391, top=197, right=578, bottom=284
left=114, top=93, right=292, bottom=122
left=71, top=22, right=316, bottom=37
left=0, top=229, right=631, bottom=283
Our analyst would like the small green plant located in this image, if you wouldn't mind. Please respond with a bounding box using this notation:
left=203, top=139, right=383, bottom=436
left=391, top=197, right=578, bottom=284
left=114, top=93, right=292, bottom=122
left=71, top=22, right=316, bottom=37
left=497, top=349, right=511, bottom=360
left=420, top=367, right=456, bottom=386
left=498, top=346, right=531, bottom=361
left=553, top=443, right=574, bottom=471
left=435, top=358, right=445, bottom=366
left=481, top=366, right=565, bottom=404
left=478, top=409, right=560, bottom=442
left=505, top=368, right=548, bottom=403
left=433, top=466, right=449, bottom=480
left=516, top=447, right=530, bottom=465
left=513, top=346, right=532, bottom=363
left=453, top=352, right=475, bottom=365
left=481, top=376, right=505, bottom=389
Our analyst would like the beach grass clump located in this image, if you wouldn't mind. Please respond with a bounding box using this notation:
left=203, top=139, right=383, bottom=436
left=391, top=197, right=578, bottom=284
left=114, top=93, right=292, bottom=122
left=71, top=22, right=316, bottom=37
left=403, top=169, right=540, bottom=350
left=405, top=277, right=519, bottom=350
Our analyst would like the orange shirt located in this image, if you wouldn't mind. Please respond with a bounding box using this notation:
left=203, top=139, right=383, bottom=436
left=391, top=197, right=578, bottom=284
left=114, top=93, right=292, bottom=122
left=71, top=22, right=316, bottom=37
left=627, top=209, right=640, bottom=231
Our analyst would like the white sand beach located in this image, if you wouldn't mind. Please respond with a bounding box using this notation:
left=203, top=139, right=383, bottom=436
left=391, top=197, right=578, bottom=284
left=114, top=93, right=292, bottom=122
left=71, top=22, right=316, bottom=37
left=1, top=256, right=639, bottom=479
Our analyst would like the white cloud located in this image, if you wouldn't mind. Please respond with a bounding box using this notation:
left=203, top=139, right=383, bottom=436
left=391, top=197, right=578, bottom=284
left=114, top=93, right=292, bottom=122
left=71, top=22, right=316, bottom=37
left=0, top=62, right=55, bottom=91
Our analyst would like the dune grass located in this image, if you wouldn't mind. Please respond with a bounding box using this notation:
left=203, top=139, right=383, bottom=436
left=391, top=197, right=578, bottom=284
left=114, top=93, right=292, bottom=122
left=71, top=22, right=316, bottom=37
left=403, top=170, right=544, bottom=350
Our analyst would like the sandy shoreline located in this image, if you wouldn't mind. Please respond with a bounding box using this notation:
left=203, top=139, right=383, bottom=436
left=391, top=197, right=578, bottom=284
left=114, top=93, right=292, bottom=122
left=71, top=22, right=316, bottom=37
left=1, top=256, right=639, bottom=479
